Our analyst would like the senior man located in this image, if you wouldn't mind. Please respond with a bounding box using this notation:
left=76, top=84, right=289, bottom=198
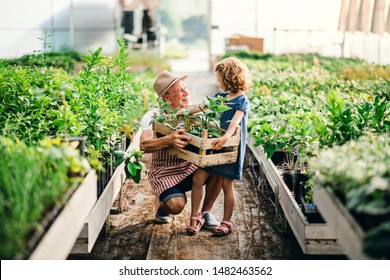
left=140, top=71, right=221, bottom=229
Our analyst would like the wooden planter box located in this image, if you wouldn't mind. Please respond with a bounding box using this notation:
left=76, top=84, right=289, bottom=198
left=313, top=185, right=368, bottom=259
left=71, top=128, right=142, bottom=254
left=29, top=170, right=98, bottom=259
left=246, top=137, right=343, bottom=255
left=153, top=122, right=240, bottom=168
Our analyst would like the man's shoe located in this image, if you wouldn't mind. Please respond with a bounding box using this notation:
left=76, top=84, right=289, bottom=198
left=202, top=211, right=220, bottom=230
left=155, top=206, right=172, bottom=224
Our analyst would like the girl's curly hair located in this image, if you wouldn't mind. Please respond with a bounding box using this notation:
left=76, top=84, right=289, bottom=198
left=214, top=57, right=251, bottom=94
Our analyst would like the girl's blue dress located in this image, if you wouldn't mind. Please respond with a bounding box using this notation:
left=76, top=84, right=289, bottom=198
left=203, top=92, right=250, bottom=180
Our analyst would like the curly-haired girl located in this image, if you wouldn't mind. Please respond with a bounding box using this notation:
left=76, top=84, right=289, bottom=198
left=185, top=57, right=251, bottom=236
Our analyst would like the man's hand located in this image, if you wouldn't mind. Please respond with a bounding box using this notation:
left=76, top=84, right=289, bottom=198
left=170, top=128, right=191, bottom=153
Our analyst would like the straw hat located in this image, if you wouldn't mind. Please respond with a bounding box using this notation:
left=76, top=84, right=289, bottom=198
left=153, top=71, right=188, bottom=98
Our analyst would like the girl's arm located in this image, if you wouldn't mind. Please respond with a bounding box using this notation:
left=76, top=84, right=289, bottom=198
left=213, top=110, right=245, bottom=150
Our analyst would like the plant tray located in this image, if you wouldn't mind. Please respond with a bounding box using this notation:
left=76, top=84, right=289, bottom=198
left=71, top=128, right=143, bottom=255
left=153, top=122, right=240, bottom=168
left=246, top=137, right=343, bottom=255
left=313, top=185, right=368, bottom=259
left=29, top=170, right=97, bottom=259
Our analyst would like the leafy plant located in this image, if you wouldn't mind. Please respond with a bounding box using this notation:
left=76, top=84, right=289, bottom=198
left=197, top=95, right=231, bottom=137
left=152, top=95, right=231, bottom=138
left=181, top=95, right=231, bottom=137
left=0, top=51, right=83, bottom=72
left=310, top=133, right=390, bottom=259
left=0, top=136, right=91, bottom=259
left=152, top=99, right=180, bottom=128
left=246, top=53, right=389, bottom=166
left=114, top=149, right=144, bottom=183
left=303, top=181, right=314, bottom=203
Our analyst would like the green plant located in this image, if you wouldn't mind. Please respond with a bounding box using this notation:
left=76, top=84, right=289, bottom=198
left=310, top=133, right=390, bottom=259
left=153, top=95, right=231, bottom=138
left=0, top=51, right=83, bottom=72
left=189, top=95, right=231, bottom=137
left=152, top=99, right=180, bottom=127
left=303, top=181, right=314, bottom=203
left=0, top=136, right=91, bottom=259
left=247, top=53, right=389, bottom=161
left=0, top=38, right=155, bottom=175
left=71, top=39, right=150, bottom=163
left=114, top=149, right=144, bottom=183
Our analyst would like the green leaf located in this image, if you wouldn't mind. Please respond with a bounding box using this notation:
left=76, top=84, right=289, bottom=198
left=127, top=162, right=142, bottom=177
left=132, top=169, right=141, bottom=183
left=114, top=157, right=124, bottom=168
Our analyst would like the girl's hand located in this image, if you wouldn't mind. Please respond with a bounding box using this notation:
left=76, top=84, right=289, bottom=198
left=212, top=136, right=228, bottom=150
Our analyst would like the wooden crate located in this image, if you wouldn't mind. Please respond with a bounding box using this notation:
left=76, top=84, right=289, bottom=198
left=153, top=122, right=240, bottom=168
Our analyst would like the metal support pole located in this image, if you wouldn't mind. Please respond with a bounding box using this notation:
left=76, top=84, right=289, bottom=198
left=70, top=0, right=74, bottom=50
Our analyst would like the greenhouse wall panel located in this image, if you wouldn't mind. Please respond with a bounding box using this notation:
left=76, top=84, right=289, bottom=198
left=73, top=0, right=117, bottom=8
left=52, top=0, right=72, bottom=28
left=0, top=30, right=45, bottom=58
left=73, top=8, right=117, bottom=29
left=72, top=30, right=119, bottom=54
left=0, top=0, right=52, bottom=29
left=0, top=0, right=121, bottom=57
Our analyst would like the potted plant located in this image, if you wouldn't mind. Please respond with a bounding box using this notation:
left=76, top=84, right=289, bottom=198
left=310, top=133, right=390, bottom=259
left=299, top=180, right=324, bottom=223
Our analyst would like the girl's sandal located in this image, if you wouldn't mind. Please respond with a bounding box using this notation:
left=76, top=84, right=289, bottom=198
left=213, top=220, right=234, bottom=236
left=186, top=214, right=205, bottom=235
